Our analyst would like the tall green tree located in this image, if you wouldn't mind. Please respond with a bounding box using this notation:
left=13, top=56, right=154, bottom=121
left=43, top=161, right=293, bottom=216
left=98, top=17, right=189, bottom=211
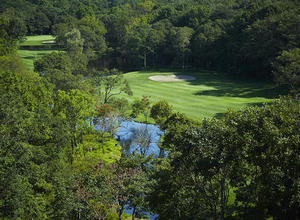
left=53, top=89, right=94, bottom=164
left=126, top=24, right=164, bottom=68
left=150, top=100, right=173, bottom=127
left=150, top=114, right=229, bottom=219
left=34, top=52, right=86, bottom=91
left=0, top=68, right=72, bottom=219
left=172, top=26, right=194, bottom=69
left=272, top=48, right=300, bottom=94
left=0, top=15, right=26, bottom=55
left=77, top=15, right=107, bottom=53
left=95, top=69, right=132, bottom=105
left=222, top=97, right=300, bottom=219
left=131, top=96, right=151, bottom=122
left=150, top=97, right=300, bottom=219
left=64, top=28, right=84, bottom=54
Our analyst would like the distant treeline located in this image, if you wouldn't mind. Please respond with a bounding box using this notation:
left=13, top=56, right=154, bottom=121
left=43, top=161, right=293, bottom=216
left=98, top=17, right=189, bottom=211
left=1, top=0, right=300, bottom=79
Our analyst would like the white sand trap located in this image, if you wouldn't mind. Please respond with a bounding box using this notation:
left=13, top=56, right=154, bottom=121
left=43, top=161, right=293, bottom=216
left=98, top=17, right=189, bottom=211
left=42, top=40, right=56, bottom=44
left=149, top=74, right=196, bottom=82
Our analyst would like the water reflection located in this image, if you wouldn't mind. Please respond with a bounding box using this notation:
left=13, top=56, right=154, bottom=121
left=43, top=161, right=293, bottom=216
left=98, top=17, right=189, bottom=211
left=116, top=120, right=164, bottom=157
left=94, top=118, right=164, bottom=157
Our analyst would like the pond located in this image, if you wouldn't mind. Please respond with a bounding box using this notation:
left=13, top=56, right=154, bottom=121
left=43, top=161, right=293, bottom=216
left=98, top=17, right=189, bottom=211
left=115, top=120, right=164, bottom=157
left=94, top=118, right=165, bottom=157
left=116, top=120, right=163, bottom=219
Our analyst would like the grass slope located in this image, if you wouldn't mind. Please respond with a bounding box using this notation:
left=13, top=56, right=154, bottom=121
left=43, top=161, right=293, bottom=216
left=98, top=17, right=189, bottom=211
left=124, top=70, right=287, bottom=121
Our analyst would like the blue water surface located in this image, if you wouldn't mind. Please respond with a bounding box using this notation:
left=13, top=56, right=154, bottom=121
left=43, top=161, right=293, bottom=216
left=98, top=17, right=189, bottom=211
left=116, top=120, right=164, bottom=156
left=124, top=205, right=159, bottom=220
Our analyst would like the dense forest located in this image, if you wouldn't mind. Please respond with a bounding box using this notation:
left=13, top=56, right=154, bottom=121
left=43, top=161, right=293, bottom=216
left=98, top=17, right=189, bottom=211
left=1, top=0, right=300, bottom=80
left=0, top=0, right=299, bottom=219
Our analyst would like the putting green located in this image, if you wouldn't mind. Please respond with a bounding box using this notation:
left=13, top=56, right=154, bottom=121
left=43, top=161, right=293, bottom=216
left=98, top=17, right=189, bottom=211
left=123, top=70, right=287, bottom=121
left=18, top=35, right=56, bottom=46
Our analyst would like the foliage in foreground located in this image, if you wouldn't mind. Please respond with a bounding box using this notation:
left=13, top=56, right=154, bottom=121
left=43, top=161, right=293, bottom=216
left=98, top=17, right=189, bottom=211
left=1, top=51, right=299, bottom=219
left=150, top=96, right=300, bottom=219
left=1, top=11, right=299, bottom=218
left=0, top=51, right=123, bottom=218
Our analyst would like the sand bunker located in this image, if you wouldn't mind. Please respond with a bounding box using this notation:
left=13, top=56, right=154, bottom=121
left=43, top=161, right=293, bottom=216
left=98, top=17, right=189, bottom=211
left=42, top=40, right=56, bottom=44
left=149, top=74, right=196, bottom=82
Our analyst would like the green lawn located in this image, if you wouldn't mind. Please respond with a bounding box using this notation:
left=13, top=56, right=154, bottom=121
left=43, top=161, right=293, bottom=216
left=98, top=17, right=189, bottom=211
left=16, top=36, right=286, bottom=121
left=17, top=35, right=58, bottom=70
left=17, top=49, right=58, bottom=71
left=18, top=35, right=56, bottom=46
left=123, top=70, right=287, bottom=121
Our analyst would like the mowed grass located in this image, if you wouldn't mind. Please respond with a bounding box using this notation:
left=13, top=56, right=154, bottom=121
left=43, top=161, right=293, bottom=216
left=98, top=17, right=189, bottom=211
left=17, top=49, right=58, bottom=71
left=17, top=35, right=59, bottom=70
left=16, top=36, right=286, bottom=121
left=123, top=70, right=287, bottom=121
left=18, top=35, right=56, bottom=46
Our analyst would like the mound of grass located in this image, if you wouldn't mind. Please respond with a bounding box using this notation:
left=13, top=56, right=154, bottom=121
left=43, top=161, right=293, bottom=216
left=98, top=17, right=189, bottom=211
left=18, top=35, right=56, bottom=46
left=123, top=70, right=287, bottom=121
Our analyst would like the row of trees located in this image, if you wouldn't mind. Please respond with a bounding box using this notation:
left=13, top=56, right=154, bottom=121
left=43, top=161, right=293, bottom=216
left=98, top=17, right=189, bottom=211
left=1, top=0, right=299, bottom=89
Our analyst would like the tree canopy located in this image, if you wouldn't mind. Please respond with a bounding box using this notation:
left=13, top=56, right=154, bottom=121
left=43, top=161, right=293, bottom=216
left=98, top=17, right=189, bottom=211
left=0, top=0, right=299, bottom=219
left=1, top=0, right=299, bottom=82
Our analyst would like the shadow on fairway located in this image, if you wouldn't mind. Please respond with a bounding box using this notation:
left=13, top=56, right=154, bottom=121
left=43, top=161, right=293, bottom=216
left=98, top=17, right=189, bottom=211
left=246, top=102, right=271, bottom=107
left=183, top=71, right=289, bottom=99
left=194, top=85, right=289, bottom=99
left=214, top=102, right=274, bottom=119
left=214, top=112, right=225, bottom=119
left=24, top=56, right=35, bottom=59
left=138, top=69, right=289, bottom=99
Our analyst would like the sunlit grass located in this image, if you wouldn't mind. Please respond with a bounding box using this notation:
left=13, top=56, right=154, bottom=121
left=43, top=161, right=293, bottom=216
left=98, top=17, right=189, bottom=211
left=17, top=35, right=59, bottom=70
left=16, top=36, right=287, bottom=121
left=18, top=35, right=56, bottom=46
left=123, top=70, right=287, bottom=121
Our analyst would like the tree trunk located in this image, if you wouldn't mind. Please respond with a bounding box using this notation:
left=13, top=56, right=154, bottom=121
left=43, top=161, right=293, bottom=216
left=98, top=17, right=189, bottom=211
left=144, top=52, right=147, bottom=69
left=159, top=148, right=165, bottom=158
left=220, top=177, right=225, bottom=220
left=144, top=111, right=148, bottom=123
left=70, top=135, right=76, bottom=164
left=132, top=207, right=136, bottom=220
left=71, top=139, right=74, bottom=164
left=182, top=53, right=185, bottom=69
left=118, top=206, right=124, bottom=220
left=104, top=92, right=108, bottom=104
left=101, top=133, right=105, bottom=154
